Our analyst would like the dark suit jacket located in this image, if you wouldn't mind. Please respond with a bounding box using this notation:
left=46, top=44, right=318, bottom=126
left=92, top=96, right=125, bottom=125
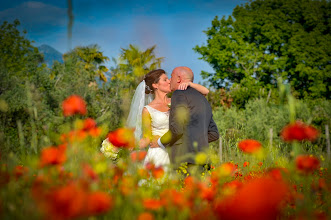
left=160, top=87, right=219, bottom=165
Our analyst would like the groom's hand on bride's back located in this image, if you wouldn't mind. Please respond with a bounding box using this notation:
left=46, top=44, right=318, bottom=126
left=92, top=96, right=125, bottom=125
left=150, top=136, right=160, bottom=148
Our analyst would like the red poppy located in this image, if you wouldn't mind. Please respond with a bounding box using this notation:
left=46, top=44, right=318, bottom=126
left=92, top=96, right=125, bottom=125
left=130, top=151, right=147, bottom=162
left=217, top=162, right=237, bottom=176
left=198, top=182, right=215, bottom=201
left=86, top=192, right=112, bottom=215
left=222, top=180, right=243, bottom=195
left=107, top=128, right=135, bottom=148
left=138, top=212, right=155, bottom=220
left=238, top=139, right=262, bottom=154
left=82, top=164, right=98, bottom=181
left=243, top=161, right=249, bottom=167
left=215, top=177, right=289, bottom=220
left=280, top=121, right=319, bottom=142
left=143, top=198, right=163, bottom=210
left=44, top=183, right=87, bottom=219
left=62, top=95, right=87, bottom=116
left=295, top=155, right=320, bottom=174
left=267, top=168, right=289, bottom=181
left=39, top=144, right=66, bottom=167
left=152, top=166, right=165, bottom=179
left=13, top=165, right=28, bottom=180
left=82, top=118, right=101, bottom=137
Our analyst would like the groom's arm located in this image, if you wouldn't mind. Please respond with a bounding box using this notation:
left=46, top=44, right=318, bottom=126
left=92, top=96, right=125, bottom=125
left=208, top=116, right=219, bottom=143
left=158, top=91, right=188, bottom=148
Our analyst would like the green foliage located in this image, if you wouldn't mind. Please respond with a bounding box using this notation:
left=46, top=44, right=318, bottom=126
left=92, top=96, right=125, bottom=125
left=212, top=97, right=331, bottom=156
left=194, top=0, right=331, bottom=99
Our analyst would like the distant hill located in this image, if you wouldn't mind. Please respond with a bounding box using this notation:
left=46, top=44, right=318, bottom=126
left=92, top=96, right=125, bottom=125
left=38, top=44, right=63, bottom=67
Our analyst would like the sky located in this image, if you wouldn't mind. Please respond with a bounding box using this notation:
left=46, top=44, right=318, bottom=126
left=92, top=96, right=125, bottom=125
left=0, top=0, right=246, bottom=83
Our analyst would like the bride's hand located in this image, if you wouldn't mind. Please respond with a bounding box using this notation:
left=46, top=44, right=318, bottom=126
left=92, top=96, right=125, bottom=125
left=178, top=82, right=191, bottom=90
left=139, top=138, right=150, bottom=149
left=150, top=136, right=160, bottom=148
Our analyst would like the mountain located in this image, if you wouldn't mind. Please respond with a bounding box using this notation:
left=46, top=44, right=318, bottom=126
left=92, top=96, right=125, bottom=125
left=38, top=44, right=63, bottom=67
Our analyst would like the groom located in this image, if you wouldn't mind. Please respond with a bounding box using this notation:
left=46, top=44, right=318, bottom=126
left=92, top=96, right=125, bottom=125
left=153, top=66, right=219, bottom=170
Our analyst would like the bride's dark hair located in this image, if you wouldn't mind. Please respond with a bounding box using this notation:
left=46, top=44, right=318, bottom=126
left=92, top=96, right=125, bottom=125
left=144, top=69, right=165, bottom=94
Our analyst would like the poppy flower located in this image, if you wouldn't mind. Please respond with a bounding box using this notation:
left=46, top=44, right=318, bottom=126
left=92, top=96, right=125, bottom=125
left=138, top=212, right=154, bottom=220
left=243, top=162, right=249, bottom=167
left=215, top=177, right=289, bottom=220
left=280, top=121, right=319, bottom=142
left=82, top=164, right=98, bottom=181
left=215, top=162, right=237, bottom=177
left=82, top=118, right=101, bottom=137
left=222, top=180, right=243, bottom=195
left=62, top=95, right=87, bottom=116
left=13, top=165, right=29, bottom=180
left=238, top=139, right=262, bottom=154
left=86, top=192, right=112, bottom=215
left=130, top=151, right=147, bottom=162
left=45, top=183, right=87, bottom=219
left=107, top=128, right=135, bottom=149
left=143, top=199, right=163, bottom=210
left=295, top=155, right=320, bottom=174
left=152, top=166, right=165, bottom=179
left=39, top=145, right=66, bottom=167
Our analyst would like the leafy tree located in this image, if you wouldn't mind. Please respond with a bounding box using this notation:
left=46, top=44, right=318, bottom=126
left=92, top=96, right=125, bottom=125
left=112, top=44, right=164, bottom=88
left=0, top=19, right=44, bottom=82
left=62, top=44, right=110, bottom=82
left=194, top=0, right=331, bottom=99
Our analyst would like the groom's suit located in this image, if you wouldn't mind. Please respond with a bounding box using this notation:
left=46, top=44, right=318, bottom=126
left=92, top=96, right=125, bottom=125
left=160, top=87, right=219, bottom=165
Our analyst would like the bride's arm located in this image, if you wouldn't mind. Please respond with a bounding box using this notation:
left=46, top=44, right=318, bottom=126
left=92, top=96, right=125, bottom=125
left=139, top=108, right=153, bottom=149
left=178, top=82, right=209, bottom=95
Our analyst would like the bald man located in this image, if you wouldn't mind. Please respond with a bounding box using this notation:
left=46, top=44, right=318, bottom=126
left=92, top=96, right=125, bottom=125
left=156, top=66, right=219, bottom=171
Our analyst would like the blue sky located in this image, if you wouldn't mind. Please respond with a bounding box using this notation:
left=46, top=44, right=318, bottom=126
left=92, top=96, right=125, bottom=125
left=0, top=0, right=246, bottom=83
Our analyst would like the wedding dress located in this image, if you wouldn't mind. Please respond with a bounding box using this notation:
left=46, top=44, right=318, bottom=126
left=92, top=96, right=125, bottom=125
left=143, top=105, right=170, bottom=167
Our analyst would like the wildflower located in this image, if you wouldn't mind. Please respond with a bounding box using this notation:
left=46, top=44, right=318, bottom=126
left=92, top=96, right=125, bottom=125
left=215, top=177, right=289, bottom=220
left=198, top=182, right=215, bottom=201
left=258, top=162, right=263, bottom=167
left=280, top=121, right=319, bottom=142
left=39, top=144, right=66, bottom=168
left=130, top=151, right=147, bottom=162
left=216, top=162, right=237, bottom=176
left=43, top=183, right=87, bottom=219
left=222, top=180, right=243, bottom=195
left=86, top=192, right=112, bottom=215
left=143, top=199, right=163, bottom=210
left=238, top=139, right=262, bottom=154
left=82, top=164, right=98, bottom=181
left=296, top=155, right=320, bottom=174
left=267, top=168, right=289, bottom=181
left=243, top=162, right=249, bottom=167
left=195, top=152, right=208, bottom=164
left=138, top=212, right=155, bottom=220
left=107, top=128, right=135, bottom=149
left=82, top=118, right=101, bottom=137
left=62, top=95, right=87, bottom=116
left=13, top=165, right=28, bottom=180
left=152, top=166, right=165, bottom=179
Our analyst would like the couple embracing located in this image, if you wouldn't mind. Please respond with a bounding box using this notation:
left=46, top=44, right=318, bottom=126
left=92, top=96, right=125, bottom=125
left=127, top=67, right=219, bottom=173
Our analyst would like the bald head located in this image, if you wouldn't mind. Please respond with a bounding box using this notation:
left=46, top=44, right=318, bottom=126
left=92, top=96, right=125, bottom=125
left=170, top=66, right=194, bottom=91
left=173, top=66, right=194, bottom=82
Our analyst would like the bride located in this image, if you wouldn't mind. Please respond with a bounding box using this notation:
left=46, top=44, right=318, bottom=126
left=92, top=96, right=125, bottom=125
left=126, top=69, right=209, bottom=168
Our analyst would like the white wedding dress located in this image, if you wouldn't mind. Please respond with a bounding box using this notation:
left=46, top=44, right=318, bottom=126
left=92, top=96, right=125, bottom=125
left=143, top=105, right=170, bottom=167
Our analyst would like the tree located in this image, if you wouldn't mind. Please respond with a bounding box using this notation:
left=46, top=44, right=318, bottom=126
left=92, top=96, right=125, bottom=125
left=112, top=44, right=164, bottom=88
left=62, top=44, right=110, bottom=82
left=0, top=19, right=43, bottom=82
left=194, top=0, right=331, bottom=99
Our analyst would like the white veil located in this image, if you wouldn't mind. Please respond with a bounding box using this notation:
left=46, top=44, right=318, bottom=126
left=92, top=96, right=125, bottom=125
left=126, top=80, right=153, bottom=141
